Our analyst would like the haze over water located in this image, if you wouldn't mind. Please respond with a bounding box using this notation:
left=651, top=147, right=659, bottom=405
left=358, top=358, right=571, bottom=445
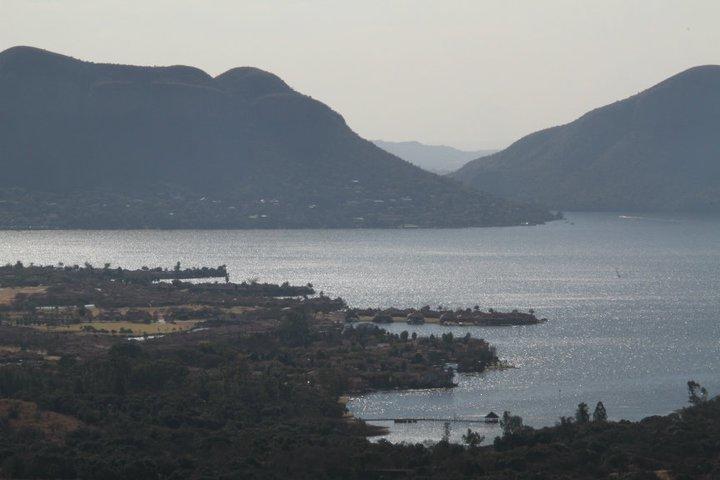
left=1, top=212, right=718, bottom=442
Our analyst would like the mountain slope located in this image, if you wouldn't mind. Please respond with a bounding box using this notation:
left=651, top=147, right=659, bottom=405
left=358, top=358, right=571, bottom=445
left=451, top=66, right=720, bottom=212
left=372, top=140, right=496, bottom=174
left=0, top=46, right=554, bottom=228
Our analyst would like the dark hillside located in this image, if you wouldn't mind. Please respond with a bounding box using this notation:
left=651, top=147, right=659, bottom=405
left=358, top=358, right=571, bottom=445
left=452, top=66, right=720, bottom=212
left=0, top=46, right=554, bottom=228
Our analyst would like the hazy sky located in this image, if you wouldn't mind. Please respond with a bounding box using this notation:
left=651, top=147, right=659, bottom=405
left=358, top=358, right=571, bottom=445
left=3, top=0, right=719, bottom=149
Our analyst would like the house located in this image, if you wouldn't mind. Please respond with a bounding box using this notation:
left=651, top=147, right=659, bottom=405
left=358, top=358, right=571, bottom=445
left=485, top=411, right=500, bottom=423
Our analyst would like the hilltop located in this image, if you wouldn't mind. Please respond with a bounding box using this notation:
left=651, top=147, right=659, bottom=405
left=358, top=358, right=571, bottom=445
left=452, top=66, right=720, bottom=212
left=0, top=46, right=554, bottom=228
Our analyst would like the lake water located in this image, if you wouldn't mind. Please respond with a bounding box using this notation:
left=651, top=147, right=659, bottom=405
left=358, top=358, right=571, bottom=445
left=1, top=212, right=719, bottom=443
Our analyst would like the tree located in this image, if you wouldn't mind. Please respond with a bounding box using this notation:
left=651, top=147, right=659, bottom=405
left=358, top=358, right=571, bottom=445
left=688, top=380, right=708, bottom=405
left=592, top=401, right=607, bottom=422
left=278, top=310, right=311, bottom=346
left=500, top=411, right=524, bottom=436
left=558, top=416, right=574, bottom=426
left=441, top=422, right=451, bottom=443
left=400, top=330, right=409, bottom=342
left=575, top=402, right=590, bottom=424
left=462, top=428, right=484, bottom=448
left=174, top=261, right=181, bottom=272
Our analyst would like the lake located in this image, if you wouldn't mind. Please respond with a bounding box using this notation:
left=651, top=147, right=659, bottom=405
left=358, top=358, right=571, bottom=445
left=1, top=212, right=719, bottom=443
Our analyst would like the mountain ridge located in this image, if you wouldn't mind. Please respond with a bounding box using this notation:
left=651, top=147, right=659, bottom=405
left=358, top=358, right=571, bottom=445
left=0, top=46, right=554, bottom=228
left=452, top=65, right=720, bottom=212
left=373, top=139, right=496, bottom=174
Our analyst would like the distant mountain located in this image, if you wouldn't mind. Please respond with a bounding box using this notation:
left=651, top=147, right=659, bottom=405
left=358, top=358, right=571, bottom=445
left=372, top=140, right=496, bottom=174
left=0, top=46, right=554, bottom=229
left=452, top=66, right=720, bottom=212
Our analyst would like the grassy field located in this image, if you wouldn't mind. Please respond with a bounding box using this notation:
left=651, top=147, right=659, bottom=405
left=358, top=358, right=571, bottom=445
left=34, top=319, right=200, bottom=336
left=90, top=305, right=255, bottom=317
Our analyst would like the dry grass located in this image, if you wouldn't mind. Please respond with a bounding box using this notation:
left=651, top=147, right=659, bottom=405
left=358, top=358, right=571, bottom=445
left=0, top=286, right=47, bottom=305
left=0, top=399, right=81, bottom=443
left=112, top=304, right=255, bottom=314
left=33, top=319, right=200, bottom=336
left=0, top=344, right=60, bottom=361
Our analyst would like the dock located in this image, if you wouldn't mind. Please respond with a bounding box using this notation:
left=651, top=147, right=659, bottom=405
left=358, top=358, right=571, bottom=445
left=361, top=417, right=497, bottom=425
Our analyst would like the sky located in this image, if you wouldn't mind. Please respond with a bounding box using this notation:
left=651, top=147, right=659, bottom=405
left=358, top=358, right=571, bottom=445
left=2, top=0, right=720, bottom=150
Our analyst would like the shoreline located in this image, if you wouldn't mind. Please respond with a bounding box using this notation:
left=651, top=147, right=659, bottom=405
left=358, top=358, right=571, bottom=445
left=339, top=395, right=390, bottom=437
left=354, top=315, right=546, bottom=327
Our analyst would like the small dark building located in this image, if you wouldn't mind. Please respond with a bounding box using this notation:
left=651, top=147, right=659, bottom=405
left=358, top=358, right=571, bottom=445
left=485, top=411, right=500, bottom=423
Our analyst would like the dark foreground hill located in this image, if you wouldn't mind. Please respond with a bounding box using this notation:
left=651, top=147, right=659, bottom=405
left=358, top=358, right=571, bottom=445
left=0, top=46, right=554, bottom=228
left=0, top=261, right=718, bottom=479
left=452, top=66, right=720, bottom=212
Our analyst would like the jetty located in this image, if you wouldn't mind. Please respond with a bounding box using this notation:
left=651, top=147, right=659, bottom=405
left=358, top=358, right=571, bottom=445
left=363, top=416, right=499, bottom=425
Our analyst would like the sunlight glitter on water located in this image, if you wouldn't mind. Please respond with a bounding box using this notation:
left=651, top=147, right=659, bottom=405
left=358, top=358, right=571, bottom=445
left=1, top=212, right=719, bottom=443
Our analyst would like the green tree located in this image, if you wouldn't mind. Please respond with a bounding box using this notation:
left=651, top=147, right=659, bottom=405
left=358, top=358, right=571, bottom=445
left=575, top=402, right=590, bottom=424
left=441, top=421, right=451, bottom=443
left=592, top=401, right=607, bottom=422
left=462, top=428, right=484, bottom=448
left=500, top=411, right=524, bottom=436
left=688, top=380, right=708, bottom=405
left=278, top=310, right=312, bottom=346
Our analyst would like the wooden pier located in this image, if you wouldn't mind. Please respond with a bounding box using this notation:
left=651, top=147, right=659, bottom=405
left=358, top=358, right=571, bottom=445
left=362, top=417, right=497, bottom=425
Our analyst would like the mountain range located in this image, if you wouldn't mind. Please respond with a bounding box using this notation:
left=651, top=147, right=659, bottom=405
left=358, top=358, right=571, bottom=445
left=372, top=140, right=496, bottom=174
left=451, top=66, right=720, bottom=212
left=0, top=46, right=554, bottom=229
